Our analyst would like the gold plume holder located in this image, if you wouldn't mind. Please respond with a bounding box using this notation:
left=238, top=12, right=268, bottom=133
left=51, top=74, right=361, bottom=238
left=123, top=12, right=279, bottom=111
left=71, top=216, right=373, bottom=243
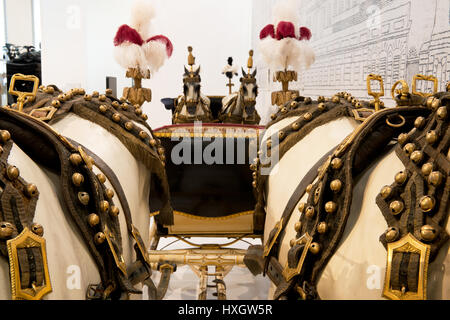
left=187, top=46, right=195, bottom=72
left=271, top=69, right=299, bottom=107
left=247, top=50, right=254, bottom=74
left=122, top=67, right=152, bottom=107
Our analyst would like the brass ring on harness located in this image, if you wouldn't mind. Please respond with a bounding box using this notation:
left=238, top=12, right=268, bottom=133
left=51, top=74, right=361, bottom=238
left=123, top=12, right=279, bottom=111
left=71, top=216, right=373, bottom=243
left=386, top=114, right=406, bottom=128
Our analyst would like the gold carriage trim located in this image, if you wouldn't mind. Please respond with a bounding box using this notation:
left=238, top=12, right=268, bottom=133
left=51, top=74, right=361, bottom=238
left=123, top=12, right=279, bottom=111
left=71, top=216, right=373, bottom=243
left=7, top=228, right=52, bottom=300
left=151, top=210, right=254, bottom=221
left=153, top=129, right=262, bottom=139
left=383, top=233, right=430, bottom=300
left=282, top=232, right=313, bottom=282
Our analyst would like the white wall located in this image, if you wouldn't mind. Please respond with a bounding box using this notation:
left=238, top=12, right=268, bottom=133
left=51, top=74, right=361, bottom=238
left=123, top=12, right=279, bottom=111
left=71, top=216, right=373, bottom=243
left=5, top=0, right=34, bottom=46
left=40, top=0, right=253, bottom=128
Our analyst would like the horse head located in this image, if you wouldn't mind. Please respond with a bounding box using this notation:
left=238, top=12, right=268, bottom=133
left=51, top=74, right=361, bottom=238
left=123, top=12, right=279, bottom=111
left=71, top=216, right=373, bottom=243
left=183, top=66, right=202, bottom=110
left=240, top=67, right=258, bottom=108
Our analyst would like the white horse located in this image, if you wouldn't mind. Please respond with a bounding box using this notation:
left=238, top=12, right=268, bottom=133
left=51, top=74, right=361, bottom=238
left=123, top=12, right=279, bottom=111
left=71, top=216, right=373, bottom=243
left=0, top=87, right=162, bottom=299
left=259, top=92, right=449, bottom=300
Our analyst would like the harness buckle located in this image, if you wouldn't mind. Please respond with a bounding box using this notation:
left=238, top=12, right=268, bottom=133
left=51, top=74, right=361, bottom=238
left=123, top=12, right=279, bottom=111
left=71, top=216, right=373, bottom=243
left=282, top=232, right=313, bottom=282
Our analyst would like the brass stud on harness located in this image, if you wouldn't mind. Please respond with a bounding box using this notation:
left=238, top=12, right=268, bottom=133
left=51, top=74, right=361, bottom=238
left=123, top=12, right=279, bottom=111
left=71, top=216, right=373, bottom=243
left=84, top=94, right=92, bottom=101
left=69, top=154, right=83, bottom=166
left=294, top=221, right=302, bottom=232
left=0, top=222, right=15, bottom=239
left=410, top=151, right=423, bottom=164
left=431, top=98, right=441, bottom=110
left=291, top=122, right=300, bottom=131
left=420, top=196, right=435, bottom=212
left=112, top=113, right=121, bottom=122
left=78, top=192, right=90, bottom=205
left=124, top=122, right=133, bottom=131
left=389, top=200, right=404, bottom=215
left=298, top=203, right=306, bottom=213
left=305, top=206, right=315, bottom=218
left=141, top=114, right=148, bottom=121
left=437, top=107, right=447, bottom=120
left=403, top=143, right=415, bottom=156
left=135, top=108, right=143, bottom=115
left=428, top=171, right=443, bottom=186
left=397, top=133, right=408, bottom=146
left=332, top=96, right=340, bottom=104
left=109, top=205, right=119, bottom=217
left=92, top=91, right=99, bottom=98
left=318, top=103, right=326, bottom=111
left=97, top=173, right=106, bottom=184
left=330, top=179, right=342, bottom=193
left=278, top=131, right=285, bottom=140
left=318, top=96, right=325, bottom=103
left=99, top=105, right=107, bottom=113
left=306, top=184, right=313, bottom=193
left=94, top=232, right=106, bottom=245
left=309, top=243, right=321, bottom=254
left=380, top=186, right=393, bottom=199
left=112, top=101, right=119, bottom=108
left=317, top=222, right=328, bottom=234
left=303, top=113, right=313, bottom=121
left=420, top=225, right=437, bottom=241
left=6, top=166, right=19, bottom=180
left=290, top=101, right=298, bottom=109
left=25, top=183, right=38, bottom=197
left=120, top=103, right=128, bottom=111
left=414, top=117, right=426, bottom=129
left=149, top=139, right=157, bottom=147
left=72, top=173, right=84, bottom=187
left=100, top=200, right=109, bottom=213
left=426, top=131, right=438, bottom=145
left=331, top=158, right=343, bottom=170
left=51, top=100, right=61, bottom=108
left=31, top=223, right=44, bottom=237
left=99, top=94, right=107, bottom=102
left=0, top=130, right=11, bottom=143
left=139, top=131, right=148, bottom=140
left=325, top=201, right=337, bottom=214
left=105, top=188, right=114, bottom=199
left=421, top=163, right=433, bottom=176
left=87, top=213, right=100, bottom=227
left=270, top=114, right=277, bottom=120
left=385, top=227, right=399, bottom=242
left=304, top=97, right=312, bottom=104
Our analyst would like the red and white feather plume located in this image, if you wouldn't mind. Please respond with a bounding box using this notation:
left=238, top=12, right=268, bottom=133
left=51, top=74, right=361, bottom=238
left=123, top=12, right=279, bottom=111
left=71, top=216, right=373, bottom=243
left=259, top=0, right=315, bottom=72
left=113, top=0, right=173, bottom=74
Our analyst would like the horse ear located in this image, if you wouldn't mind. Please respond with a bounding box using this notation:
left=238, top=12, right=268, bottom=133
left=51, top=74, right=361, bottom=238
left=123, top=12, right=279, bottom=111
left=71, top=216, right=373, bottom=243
left=242, top=67, right=247, bottom=78
left=184, top=66, right=189, bottom=75
left=195, top=65, right=201, bottom=75
left=252, top=68, right=257, bottom=78
left=240, top=77, right=243, bottom=83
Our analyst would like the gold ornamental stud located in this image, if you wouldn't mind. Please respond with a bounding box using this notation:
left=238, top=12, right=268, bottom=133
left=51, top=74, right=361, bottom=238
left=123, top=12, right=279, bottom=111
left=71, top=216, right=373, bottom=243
left=51, top=100, right=61, bottom=108
left=317, top=222, right=328, bottom=234
left=332, top=96, right=340, bottom=104
left=403, top=143, right=415, bottom=155
left=78, top=192, right=90, bottom=205
left=290, top=101, right=298, bottom=109
left=31, top=223, right=44, bottom=237
left=385, top=227, right=399, bottom=242
left=380, top=186, right=393, bottom=199
left=278, top=131, right=285, bottom=140
left=331, top=158, right=343, bottom=170
left=94, top=232, right=106, bottom=245
left=139, top=131, right=148, bottom=140
left=304, top=97, right=312, bottom=104
left=426, top=96, right=434, bottom=108
left=280, top=107, right=287, bottom=114
left=428, top=171, right=443, bottom=186
left=330, top=179, right=342, bottom=193
left=112, top=101, right=119, bottom=108
left=141, top=114, right=148, bottom=121
left=355, top=102, right=363, bottom=108
left=109, top=205, right=119, bottom=217
left=309, top=242, right=321, bottom=254
left=87, top=213, right=100, bottom=227
left=120, top=103, right=128, bottom=110
left=124, top=122, right=133, bottom=131
left=25, top=183, right=38, bottom=197
left=135, top=108, right=143, bottom=115
left=100, top=200, right=109, bottom=213
left=252, top=181, right=257, bottom=188
left=84, top=94, right=92, bottom=101
left=105, top=188, right=114, bottom=199
left=305, top=206, right=315, bottom=218
left=99, top=94, right=107, bottom=102
left=0, top=222, right=15, bottom=239
left=397, top=133, right=408, bottom=146
left=420, top=225, right=437, bottom=241
left=421, top=163, right=433, bottom=176
left=149, top=139, right=157, bottom=147
left=0, top=130, right=11, bottom=143
left=426, top=131, right=438, bottom=145
left=294, top=221, right=302, bottom=232
left=325, top=201, right=337, bottom=214
left=298, top=203, right=306, bottom=213
left=270, top=114, right=277, bottom=120
left=414, top=117, right=426, bottom=129
left=436, top=107, right=447, bottom=120
left=292, top=122, right=300, bottom=131
left=390, top=200, right=404, bottom=215
left=97, top=173, right=106, bottom=184
left=410, top=151, right=423, bottom=164
left=112, top=113, right=121, bottom=122
left=72, top=173, right=84, bottom=187
left=6, top=166, right=19, bottom=180
left=431, top=98, right=441, bottom=110
left=99, top=105, right=107, bottom=113
left=69, top=154, right=83, bottom=166
left=318, top=103, right=326, bottom=111
left=92, top=91, right=99, bottom=97
left=318, top=96, right=325, bottom=103
left=306, top=184, right=313, bottom=193
left=419, top=196, right=435, bottom=212
left=119, top=97, right=126, bottom=103
left=303, top=113, right=313, bottom=121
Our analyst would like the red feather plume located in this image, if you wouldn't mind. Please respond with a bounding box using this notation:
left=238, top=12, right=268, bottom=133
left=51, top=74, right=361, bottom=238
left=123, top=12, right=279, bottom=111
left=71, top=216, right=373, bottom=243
left=299, top=27, right=312, bottom=41
left=276, top=21, right=296, bottom=40
left=114, top=24, right=144, bottom=46
left=147, top=35, right=173, bottom=57
left=259, top=24, right=275, bottom=40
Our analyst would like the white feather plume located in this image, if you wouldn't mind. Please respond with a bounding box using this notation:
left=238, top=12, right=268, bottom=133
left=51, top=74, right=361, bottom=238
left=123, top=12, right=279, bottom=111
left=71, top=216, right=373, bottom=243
left=130, top=0, right=155, bottom=40
left=114, top=43, right=145, bottom=71
left=141, top=40, right=168, bottom=73
left=273, top=0, right=301, bottom=38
